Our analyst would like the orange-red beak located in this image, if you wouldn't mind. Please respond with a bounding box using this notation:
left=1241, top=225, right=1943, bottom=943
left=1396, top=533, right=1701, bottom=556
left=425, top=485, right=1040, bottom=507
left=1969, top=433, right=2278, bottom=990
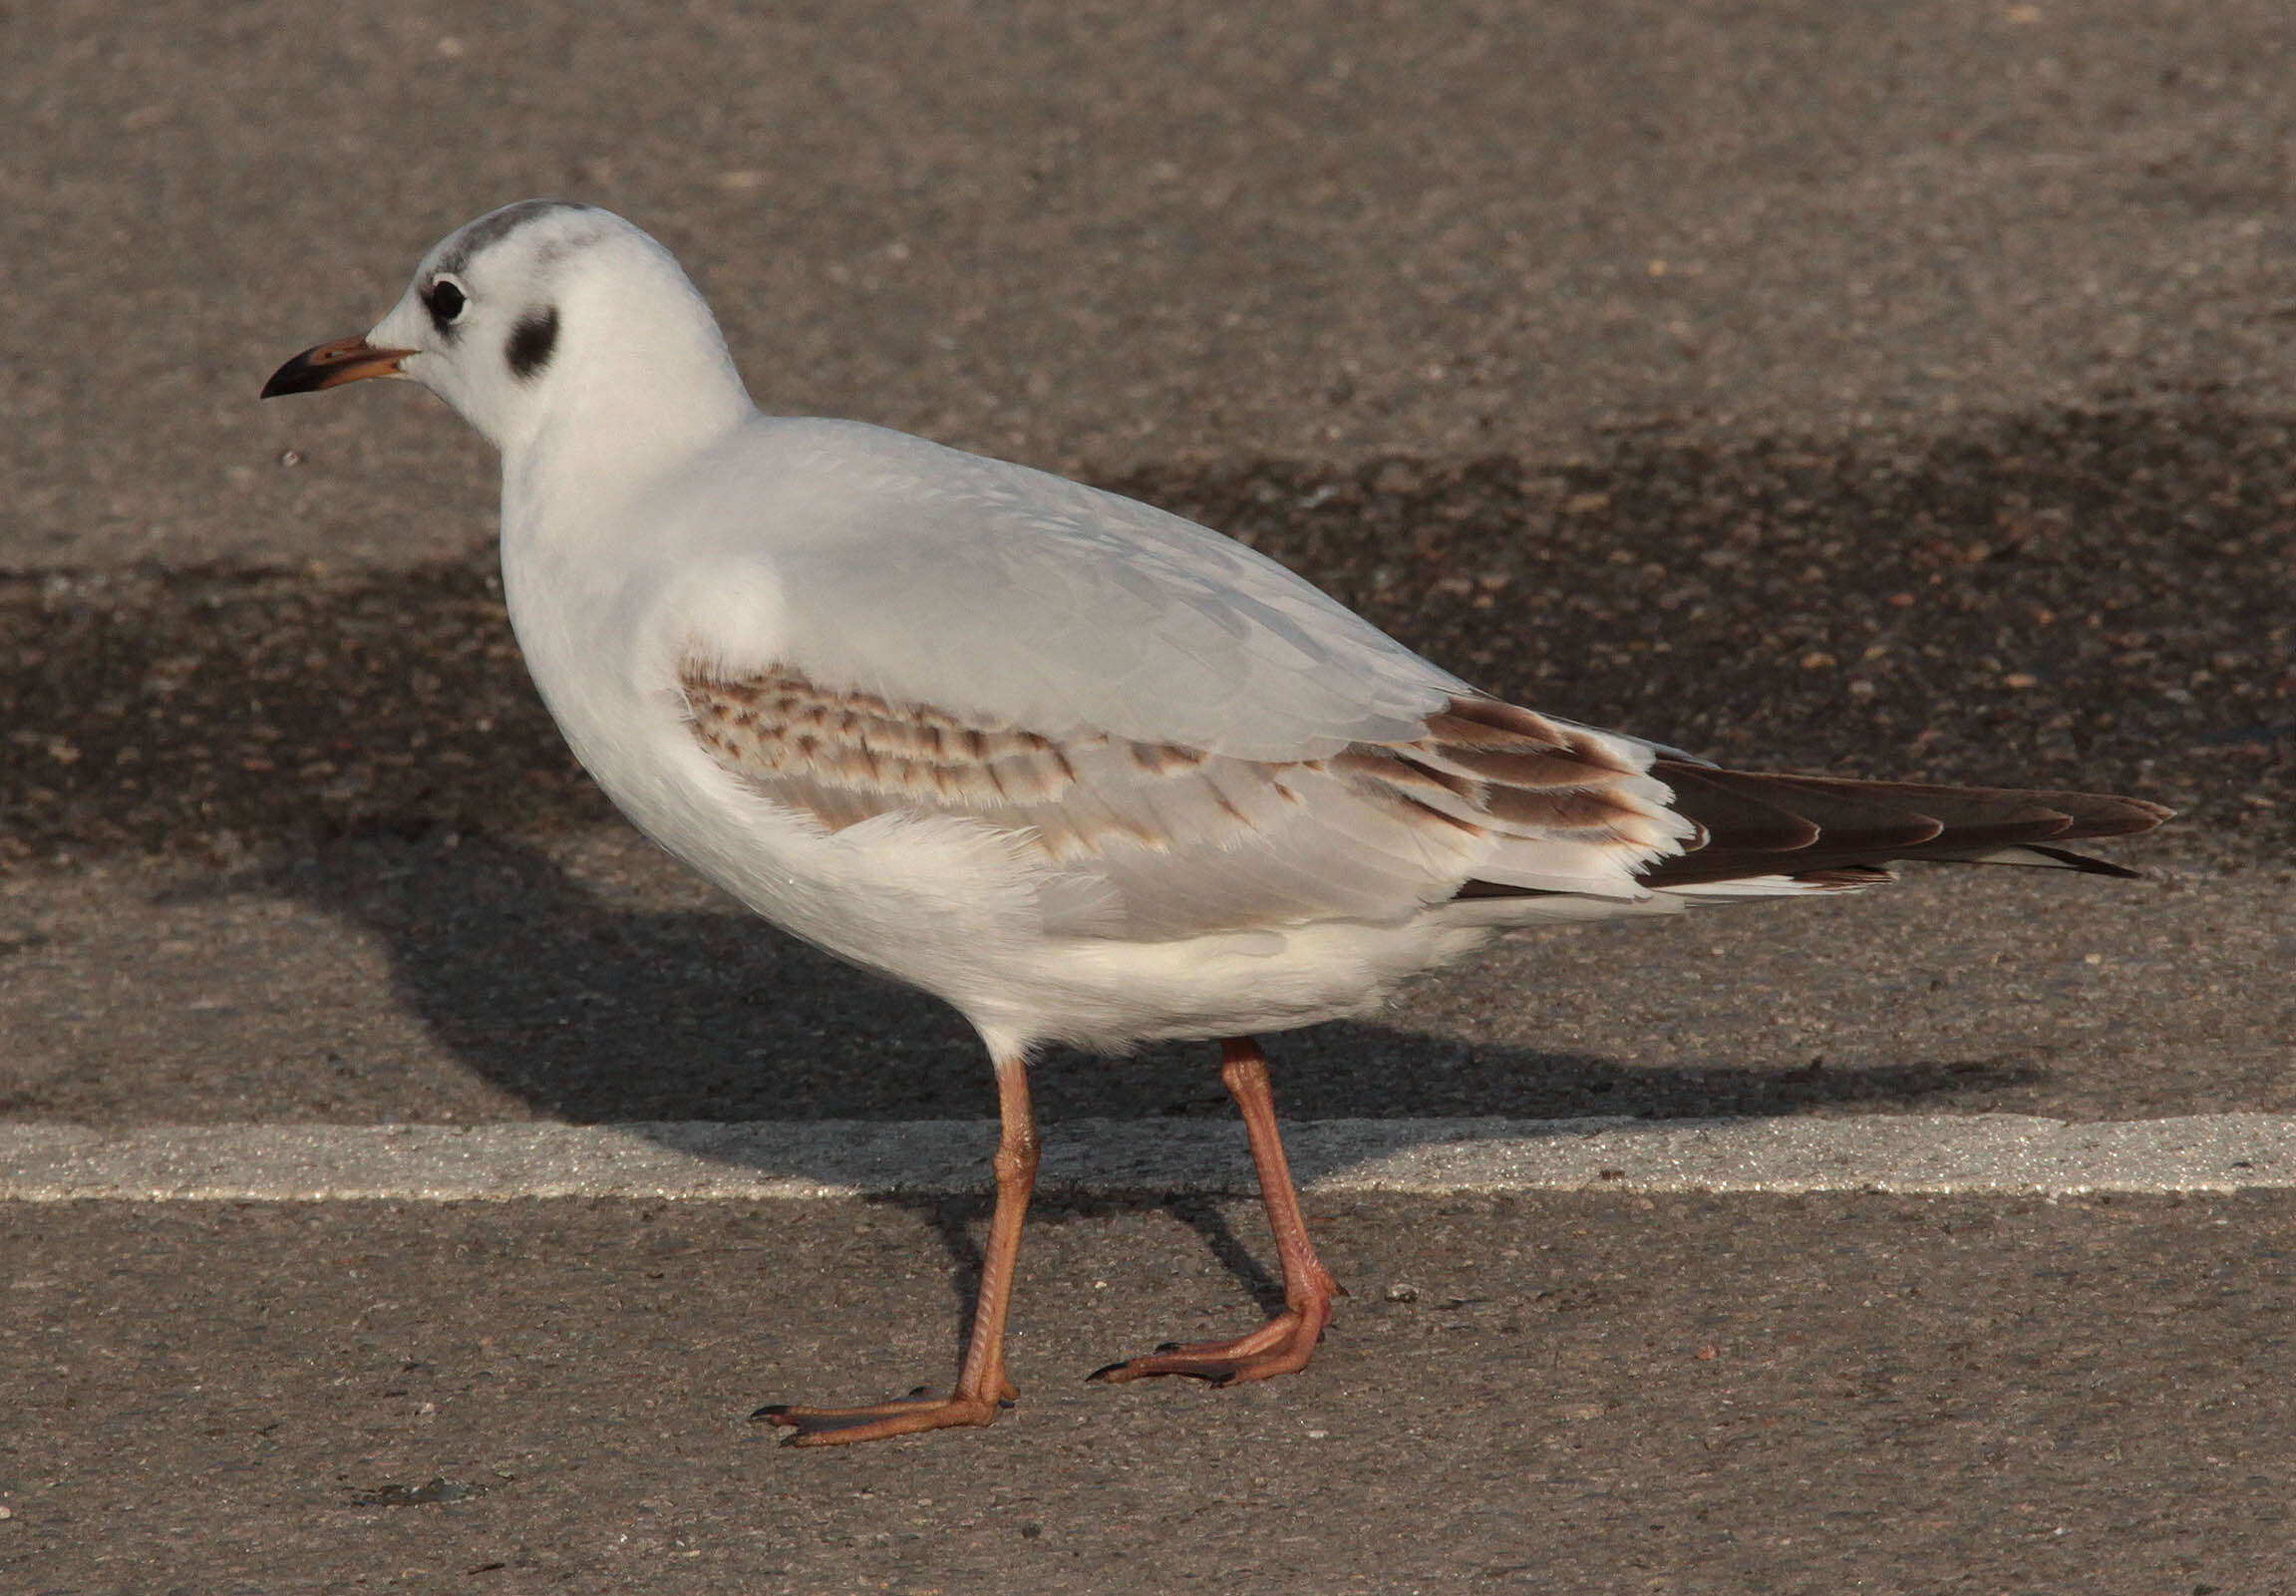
left=260, top=336, right=418, bottom=398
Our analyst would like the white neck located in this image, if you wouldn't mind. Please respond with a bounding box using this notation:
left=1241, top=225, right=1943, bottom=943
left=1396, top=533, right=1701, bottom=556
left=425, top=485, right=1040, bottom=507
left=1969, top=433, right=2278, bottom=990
left=498, top=306, right=755, bottom=551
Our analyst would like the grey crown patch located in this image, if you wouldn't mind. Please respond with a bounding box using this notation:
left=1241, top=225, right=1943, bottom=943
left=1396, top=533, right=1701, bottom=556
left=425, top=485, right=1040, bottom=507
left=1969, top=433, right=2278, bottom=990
left=434, top=198, right=587, bottom=276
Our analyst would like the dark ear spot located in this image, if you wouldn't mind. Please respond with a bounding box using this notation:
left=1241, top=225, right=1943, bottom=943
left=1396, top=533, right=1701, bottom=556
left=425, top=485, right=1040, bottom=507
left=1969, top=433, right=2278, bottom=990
left=505, top=308, right=559, bottom=381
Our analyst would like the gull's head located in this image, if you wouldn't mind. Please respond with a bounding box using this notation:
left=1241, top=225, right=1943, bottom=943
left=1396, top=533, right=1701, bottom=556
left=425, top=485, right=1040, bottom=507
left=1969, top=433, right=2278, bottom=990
left=263, top=199, right=750, bottom=457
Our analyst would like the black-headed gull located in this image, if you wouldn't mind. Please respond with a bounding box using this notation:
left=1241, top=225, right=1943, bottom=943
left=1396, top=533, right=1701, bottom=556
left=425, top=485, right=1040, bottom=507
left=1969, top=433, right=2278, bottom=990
left=264, top=200, right=2166, bottom=1445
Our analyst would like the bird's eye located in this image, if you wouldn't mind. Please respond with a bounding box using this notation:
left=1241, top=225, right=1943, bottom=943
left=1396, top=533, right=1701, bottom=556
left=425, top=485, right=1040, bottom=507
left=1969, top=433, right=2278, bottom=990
left=426, top=276, right=469, bottom=325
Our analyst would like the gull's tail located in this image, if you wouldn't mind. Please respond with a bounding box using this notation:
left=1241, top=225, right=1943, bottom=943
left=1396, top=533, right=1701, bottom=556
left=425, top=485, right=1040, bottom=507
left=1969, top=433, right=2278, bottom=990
left=1634, top=764, right=2171, bottom=891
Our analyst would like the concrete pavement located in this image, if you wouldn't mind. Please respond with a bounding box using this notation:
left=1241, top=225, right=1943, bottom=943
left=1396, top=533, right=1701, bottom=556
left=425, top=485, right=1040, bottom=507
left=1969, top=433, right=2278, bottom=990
left=16, top=1113, right=2296, bottom=1200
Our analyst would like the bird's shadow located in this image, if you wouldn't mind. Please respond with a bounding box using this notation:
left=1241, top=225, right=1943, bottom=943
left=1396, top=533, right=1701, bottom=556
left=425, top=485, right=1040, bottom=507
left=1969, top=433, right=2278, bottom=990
left=164, top=831, right=2045, bottom=1332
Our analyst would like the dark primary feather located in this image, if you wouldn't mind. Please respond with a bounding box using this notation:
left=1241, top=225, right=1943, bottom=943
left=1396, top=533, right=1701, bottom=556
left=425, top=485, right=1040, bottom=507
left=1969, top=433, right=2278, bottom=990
left=1631, top=764, right=2170, bottom=887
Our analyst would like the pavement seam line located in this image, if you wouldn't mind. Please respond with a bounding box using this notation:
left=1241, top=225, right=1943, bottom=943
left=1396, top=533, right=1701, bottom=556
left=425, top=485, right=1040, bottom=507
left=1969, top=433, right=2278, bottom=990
left=4, top=1115, right=2295, bottom=1199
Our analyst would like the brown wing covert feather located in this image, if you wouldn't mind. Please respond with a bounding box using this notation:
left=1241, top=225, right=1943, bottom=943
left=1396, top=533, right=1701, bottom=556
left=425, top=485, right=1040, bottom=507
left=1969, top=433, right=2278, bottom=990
left=677, top=666, right=1687, bottom=933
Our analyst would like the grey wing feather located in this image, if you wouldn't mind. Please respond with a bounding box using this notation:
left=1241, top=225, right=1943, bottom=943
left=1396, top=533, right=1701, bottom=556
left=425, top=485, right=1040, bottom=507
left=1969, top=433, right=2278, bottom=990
left=659, top=418, right=1488, bottom=760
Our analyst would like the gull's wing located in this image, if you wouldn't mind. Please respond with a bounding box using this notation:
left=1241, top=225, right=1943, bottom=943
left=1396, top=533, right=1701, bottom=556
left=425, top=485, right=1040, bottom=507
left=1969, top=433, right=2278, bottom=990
left=646, top=420, right=2165, bottom=940
left=638, top=418, right=1695, bottom=935
left=679, top=664, right=1692, bottom=940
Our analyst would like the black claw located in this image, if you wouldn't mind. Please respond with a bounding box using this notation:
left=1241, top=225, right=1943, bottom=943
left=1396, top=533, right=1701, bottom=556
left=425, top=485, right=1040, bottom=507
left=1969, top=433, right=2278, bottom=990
left=1086, top=1362, right=1128, bottom=1383
left=751, top=1404, right=791, bottom=1421
left=907, top=1386, right=932, bottom=1398
left=1154, top=1341, right=1182, bottom=1353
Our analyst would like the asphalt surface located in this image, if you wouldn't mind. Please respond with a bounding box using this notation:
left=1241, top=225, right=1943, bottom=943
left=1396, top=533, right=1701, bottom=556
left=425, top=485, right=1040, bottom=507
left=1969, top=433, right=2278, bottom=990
left=4, top=2, right=2295, bottom=1592
left=5, top=3, right=2296, bottom=573
left=8, top=1196, right=2296, bottom=1594
left=5, top=840, right=2292, bottom=1128
left=6, top=415, right=2293, bottom=866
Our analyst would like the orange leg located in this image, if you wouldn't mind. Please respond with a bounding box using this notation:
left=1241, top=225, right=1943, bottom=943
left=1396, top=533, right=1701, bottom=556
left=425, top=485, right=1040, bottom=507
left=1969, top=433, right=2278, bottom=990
left=1091, top=1037, right=1343, bottom=1387
left=754, top=1050, right=1039, bottom=1445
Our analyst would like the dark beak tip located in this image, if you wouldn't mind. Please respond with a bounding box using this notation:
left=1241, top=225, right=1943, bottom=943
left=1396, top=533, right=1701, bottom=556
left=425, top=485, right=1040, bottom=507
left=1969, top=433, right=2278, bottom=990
left=260, top=344, right=337, bottom=400
left=259, top=337, right=413, bottom=400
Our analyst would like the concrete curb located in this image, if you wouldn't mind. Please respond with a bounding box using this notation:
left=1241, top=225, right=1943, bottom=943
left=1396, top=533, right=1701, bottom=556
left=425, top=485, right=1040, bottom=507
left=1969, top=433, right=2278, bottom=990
left=6, top=1115, right=2296, bottom=1200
